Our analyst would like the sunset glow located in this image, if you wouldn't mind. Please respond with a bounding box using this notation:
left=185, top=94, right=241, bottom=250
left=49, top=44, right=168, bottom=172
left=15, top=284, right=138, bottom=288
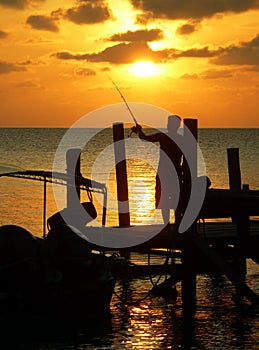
left=0, top=1, right=258, bottom=127
left=130, top=61, right=160, bottom=77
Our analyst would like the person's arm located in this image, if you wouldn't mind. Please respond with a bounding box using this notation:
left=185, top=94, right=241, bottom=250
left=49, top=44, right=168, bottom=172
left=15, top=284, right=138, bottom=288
left=132, top=124, right=162, bottom=142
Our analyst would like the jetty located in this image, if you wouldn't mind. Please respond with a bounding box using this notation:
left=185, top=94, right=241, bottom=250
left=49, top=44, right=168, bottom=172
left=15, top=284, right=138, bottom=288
left=106, top=120, right=259, bottom=310
left=46, top=119, right=257, bottom=313
left=1, top=119, right=258, bottom=314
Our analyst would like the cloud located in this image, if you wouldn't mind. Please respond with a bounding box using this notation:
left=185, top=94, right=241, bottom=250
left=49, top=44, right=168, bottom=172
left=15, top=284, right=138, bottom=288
left=16, top=80, right=44, bottom=89
left=176, top=22, right=199, bottom=36
left=101, top=66, right=110, bottom=72
left=211, top=34, right=259, bottom=66
left=25, top=36, right=52, bottom=44
left=26, top=15, right=59, bottom=32
left=64, top=1, right=112, bottom=25
left=181, top=68, right=234, bottom=80
left=0, top=0, right=44, bottom=9
left=108, top=29, right=164, bottom=42
left=75, top=67, right=96, bottom=76
left=174, top=46, right=218, bottom=58
left=0, top=30, right=8, bottom=39
left=18, top=59, right=33, bottom=65
left=201, top=69, right=233, bottom=79
left=170, top=35, right=259, bottom=67
left=181, top=73, right=198, bottom=79
left=53, top=42, right=166, bottom=64
left=247, top=66, right=259, bottom=72
left=25, top=2, right=112, bottom=32
left=52, top=34, right=259, bottom=68
left=131, top=0, right=259, bottom=21
left=0, top=60, right=26, bottom=74
left=52, top=44, right=219, bottom=65
left=172, top=35, right=259, bottom=67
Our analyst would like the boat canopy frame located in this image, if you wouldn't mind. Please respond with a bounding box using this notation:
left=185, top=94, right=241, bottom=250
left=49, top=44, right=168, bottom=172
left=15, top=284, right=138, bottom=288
left=0, top=170, right=107, bottom=237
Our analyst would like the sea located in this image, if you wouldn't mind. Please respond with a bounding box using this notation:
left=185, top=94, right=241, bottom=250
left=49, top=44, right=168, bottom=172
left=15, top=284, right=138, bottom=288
left=0, top=127, right=258, bottom=349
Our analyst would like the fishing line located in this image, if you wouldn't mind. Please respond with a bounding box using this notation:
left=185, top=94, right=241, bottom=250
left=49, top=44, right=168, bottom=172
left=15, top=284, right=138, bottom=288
left=107, top=76, right=138, bottom=125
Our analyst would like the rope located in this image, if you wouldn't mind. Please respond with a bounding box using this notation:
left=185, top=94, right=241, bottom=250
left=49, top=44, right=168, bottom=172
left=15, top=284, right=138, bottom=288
left=113, top=249, right=176, bottom=306
left=148, top=249, right=172, bottom=287
left=0, top=257, right=33, bottom=270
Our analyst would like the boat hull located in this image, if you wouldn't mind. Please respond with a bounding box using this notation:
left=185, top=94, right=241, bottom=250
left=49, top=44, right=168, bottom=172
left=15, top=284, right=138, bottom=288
left=0, top=225, right=115, bottom=317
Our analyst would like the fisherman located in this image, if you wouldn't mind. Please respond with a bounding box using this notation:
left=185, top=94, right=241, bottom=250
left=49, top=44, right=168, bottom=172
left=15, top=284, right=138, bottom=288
left=132, top=115, right=183, bottom=225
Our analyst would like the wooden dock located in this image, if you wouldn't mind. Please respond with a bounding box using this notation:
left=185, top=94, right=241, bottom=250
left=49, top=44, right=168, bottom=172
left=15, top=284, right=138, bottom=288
left=60, top=121, right=259, bottom=311
left=77, top=174, right=259, bottom=307
left=107, top=120, right=259, bottom=308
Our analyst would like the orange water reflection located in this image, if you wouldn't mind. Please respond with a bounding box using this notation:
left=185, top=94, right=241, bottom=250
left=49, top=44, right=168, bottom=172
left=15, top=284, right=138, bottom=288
left=0, top=157, right=173, bottom=235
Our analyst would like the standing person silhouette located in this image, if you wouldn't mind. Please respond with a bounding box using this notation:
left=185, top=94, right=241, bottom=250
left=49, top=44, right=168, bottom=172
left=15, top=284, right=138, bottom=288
left=132, top=115, right=183, bottom=225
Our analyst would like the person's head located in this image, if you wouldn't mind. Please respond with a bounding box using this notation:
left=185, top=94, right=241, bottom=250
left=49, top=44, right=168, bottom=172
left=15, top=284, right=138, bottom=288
left=167, top=115, right=181, bottom=133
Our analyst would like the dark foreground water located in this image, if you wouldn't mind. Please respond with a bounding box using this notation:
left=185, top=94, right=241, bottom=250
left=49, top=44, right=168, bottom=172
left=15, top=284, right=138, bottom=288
left=0, top=259, right=258, bottom=349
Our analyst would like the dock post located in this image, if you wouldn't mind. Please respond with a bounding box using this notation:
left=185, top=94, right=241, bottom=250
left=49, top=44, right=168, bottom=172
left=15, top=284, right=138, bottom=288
left=227, top=148, right=247, bottom=276
left=66, top=148, right=81, bottom=209
left=112, top=123, right=130, bottom=228
left=227, top=148, right=241, bottom=190
left=181, top=118, right=198, bottom=314
left=43, top=178, right=47, bottom=238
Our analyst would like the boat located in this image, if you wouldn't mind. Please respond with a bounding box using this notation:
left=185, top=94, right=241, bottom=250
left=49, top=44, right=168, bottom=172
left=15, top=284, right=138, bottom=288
left=0, top=170, right=122, bottom=317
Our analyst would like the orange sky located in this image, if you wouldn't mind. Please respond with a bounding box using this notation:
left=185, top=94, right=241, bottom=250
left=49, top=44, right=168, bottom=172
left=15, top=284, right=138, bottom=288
left=0, top=0, right=259, bottom=127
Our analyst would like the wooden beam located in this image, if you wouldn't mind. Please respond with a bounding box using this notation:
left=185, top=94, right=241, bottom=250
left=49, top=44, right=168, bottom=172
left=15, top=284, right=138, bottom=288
left=193, top=234, right=258, bottom=304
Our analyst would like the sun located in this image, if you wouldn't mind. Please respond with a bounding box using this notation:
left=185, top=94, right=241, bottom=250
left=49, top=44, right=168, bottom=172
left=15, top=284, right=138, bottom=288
left=129, top=61, right=160, bottom=77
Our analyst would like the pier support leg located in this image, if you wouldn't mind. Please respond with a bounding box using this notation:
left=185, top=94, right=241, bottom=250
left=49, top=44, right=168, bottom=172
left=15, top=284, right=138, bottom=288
left=181, top=119, right=198, bottom=315
left=236, top=214, right=250, bottom=277
left=182, top=228, right=196, bottom=315
left=227, top=148, right=247, bottom=276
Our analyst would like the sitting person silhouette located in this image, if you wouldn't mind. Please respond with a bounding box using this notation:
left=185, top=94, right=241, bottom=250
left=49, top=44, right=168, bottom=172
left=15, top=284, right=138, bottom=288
left=47, top=201, right=97, bottom=230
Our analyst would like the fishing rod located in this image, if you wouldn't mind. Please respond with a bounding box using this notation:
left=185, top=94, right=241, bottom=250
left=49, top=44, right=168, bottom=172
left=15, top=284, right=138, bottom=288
left=108, top=76, right=138, bottom=125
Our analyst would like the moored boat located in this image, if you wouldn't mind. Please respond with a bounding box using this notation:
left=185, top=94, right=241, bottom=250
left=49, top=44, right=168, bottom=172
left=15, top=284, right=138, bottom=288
left=0, top=170, right=119, bottom=317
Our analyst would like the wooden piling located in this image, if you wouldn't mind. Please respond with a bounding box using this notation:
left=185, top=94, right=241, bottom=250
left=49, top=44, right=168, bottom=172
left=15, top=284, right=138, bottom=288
left=113, top=123, right=130, bottom=227
left=181, top=229, right=197, bottom=313
left=184, top=118, right=198, bottom=140
left=181, top=119, right=198, bottom=214
left=43, top=178, right=47, bottom=238
left=227, top=148, right=247, bottom=275
left=181, top=118, right=198, bottom=314
left=227, top=148, right=241, bottom=190
left=66, top=148, right=81, bottom=208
